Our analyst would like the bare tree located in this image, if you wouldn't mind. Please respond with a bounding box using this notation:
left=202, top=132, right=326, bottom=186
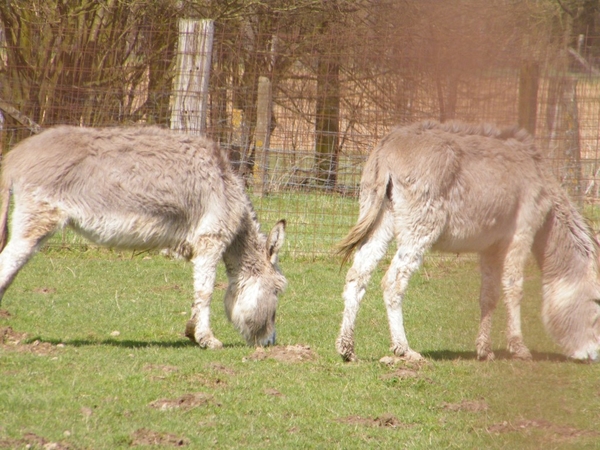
left=0, top=0, right=178, bottom=149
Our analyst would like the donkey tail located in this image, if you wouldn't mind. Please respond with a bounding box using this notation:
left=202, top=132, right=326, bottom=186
left=0, top=175, right=11, bottom=252
left=336, top=152, right=390, bottom=266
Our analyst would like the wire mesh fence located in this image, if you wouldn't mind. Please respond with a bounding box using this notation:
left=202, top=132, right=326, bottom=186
left=1, top=1, right=600, bottom=258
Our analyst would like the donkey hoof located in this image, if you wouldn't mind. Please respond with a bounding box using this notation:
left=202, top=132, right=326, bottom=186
left=336, top=336, right=357, bottom=362
left=392, top=345, right=424, bottom=362
left=508, top=339, right=532, bottom=360
left=477, top=351, right=496, bottom=361
left=512, top=349, right=532, bottom=361
left=184, top=320, right=223, bottom=349
left=400, top=349, right=425, bottom=362
left=476, top=345, right=495, bottom=361
left=197, top=336, right=223, bottom=350
left=184, top=320, right=196, bottom=343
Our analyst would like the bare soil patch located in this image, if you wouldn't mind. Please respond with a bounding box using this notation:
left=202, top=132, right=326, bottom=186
left=143, top=364, right=179, bottom=381
left=207, top=362, right=236, bottom=376
left=148, top=393, right=216, bottom=411
left=180, top=362, right=235, bottom=388
left=0, top=432, right=70, bottom=449
left=245, top=344, right=316, bottom=363
left=487, top=419, right=600, bottom=441
left=442, top=399, right=489, bottom=412
left=264, top=388, right=284, bottom=397
left=336, top=413, right=412, bottom=429
left=0, top=326, right=57, bottom=356
left=379, top=356, right=428, bottom=371
left=0, top=309, right=11, bottom=318
left=33, top=287, right=57, bottom=295
left=130, top=428, right=188, bottom=447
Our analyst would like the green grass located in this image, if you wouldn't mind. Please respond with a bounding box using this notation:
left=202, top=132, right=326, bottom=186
left=44, top=191, right=359, bottom=260
left=1, top=244, right=599, bottom=449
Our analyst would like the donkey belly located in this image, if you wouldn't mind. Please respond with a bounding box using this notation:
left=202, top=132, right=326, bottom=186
left=433, top=233, right=502, bottom=253
left=432, top=219, right=515, bottom=254
left=67, top=211, right=188, bottom=250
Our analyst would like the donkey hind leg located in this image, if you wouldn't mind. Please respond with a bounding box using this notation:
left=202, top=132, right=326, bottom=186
left=382, top=243, right=429, bottom=362
left=185, top=237, right=227, bottom=349
left=382, top=214, right=445, bottom=362
left=501, top=238, right=533, bottom=360
left=336, top=210, right=394, bottom=361
left=0, top=205, right=62, bottom=301
left=476, top=250, right=503, bottom=361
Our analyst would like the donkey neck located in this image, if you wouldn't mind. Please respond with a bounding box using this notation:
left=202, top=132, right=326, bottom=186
left=533, top=202, right=599, bottom=286
left=222, top=211, right=266, bottom=280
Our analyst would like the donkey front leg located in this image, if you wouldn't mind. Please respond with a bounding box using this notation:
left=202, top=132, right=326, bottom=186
left=0, top=204, right=61, bottom=301
left=336, top=212, right=394, bottom=361
left=382, top=245, right=426, bottom=362
left=475, top=250, right=503, bottom=361
left=185, top=238, right=227, bottom=349
left=501, top=239, right=533, bottom=360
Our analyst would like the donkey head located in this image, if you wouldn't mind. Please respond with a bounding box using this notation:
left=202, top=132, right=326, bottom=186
left=225, top=220, right=287, bottom=346
left=560, top=294, right=600, bottom=363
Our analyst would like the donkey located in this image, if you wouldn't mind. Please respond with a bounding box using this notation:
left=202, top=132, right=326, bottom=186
left=337, top=120, right=600, bottom=363
left=0, top=126, right=287, bottom=348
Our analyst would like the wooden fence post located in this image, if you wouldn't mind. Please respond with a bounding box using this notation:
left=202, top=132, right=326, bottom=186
left=253, top=76, right=272, bottom=196
left=170, top=19, right=214, bottom=134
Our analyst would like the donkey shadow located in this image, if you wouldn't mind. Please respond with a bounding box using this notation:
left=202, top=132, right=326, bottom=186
left=28, top=336, right=247, bottom=350
left=422, top=349, right=569, bottom=362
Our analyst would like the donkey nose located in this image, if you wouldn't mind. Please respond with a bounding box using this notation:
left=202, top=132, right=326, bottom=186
left=262, top=330, right=276, bottom=347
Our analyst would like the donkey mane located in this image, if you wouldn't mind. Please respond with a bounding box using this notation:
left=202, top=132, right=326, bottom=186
left=417, top=119, right=533, bottom=144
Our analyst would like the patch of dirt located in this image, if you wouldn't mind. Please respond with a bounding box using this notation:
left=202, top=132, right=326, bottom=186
left=180, top=363, right=234, bottom=388
left=442, top=399, right=488, bottom=412
left=143, top=364, right=179, bottom=381
left=187, top=374, right=228, bottom=389
left=0, top=432, right=70, bottom=449
left=336, top=413, right=411, bottom=429
left=0, top=326, right=57, bottom=356
left=130, top=428, right=189, bottom=447
left=208, top=362, right=236, bottom=376
left=487, top=419, right=600, bottom=440
left=33, top=287, right=57, bottom=295
left=379, top=356, right=427, bottom=368
left=264, top=388, right=284, bottom=397
left=0, top=309, right=11, bottom=318
left=245, top=345, right=316, bottom=363
left=149, top=393, right=216, bottom=411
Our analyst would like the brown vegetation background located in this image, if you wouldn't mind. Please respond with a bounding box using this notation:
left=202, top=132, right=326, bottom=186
left=1, top=1, right=600, bottom=255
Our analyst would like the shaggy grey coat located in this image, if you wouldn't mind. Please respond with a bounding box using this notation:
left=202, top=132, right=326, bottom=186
left=0, top=126, right=286, bottom=348
left=337, top=120, right=600, bottom=362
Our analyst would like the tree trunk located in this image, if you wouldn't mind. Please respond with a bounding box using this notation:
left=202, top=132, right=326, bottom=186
left=517, top=62, right=539, bottom=135
left=314, top=50, right=340, bottom=188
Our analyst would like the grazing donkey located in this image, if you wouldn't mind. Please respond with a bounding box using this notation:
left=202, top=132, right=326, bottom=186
left=337, top=120, right=600, bottom=362
left=0, top=126, right=287, bottom=348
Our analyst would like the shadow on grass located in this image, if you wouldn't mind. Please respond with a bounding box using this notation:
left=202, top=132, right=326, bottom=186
left=422, top=349, right=568, bottom=362
left=27, top=336, right=247, bottom=350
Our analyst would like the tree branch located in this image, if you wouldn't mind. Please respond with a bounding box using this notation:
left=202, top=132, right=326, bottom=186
left=0, top=98, right=42, bottom=134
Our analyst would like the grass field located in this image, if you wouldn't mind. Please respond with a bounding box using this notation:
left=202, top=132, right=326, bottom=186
left=1, top=236, right=599, bottom=448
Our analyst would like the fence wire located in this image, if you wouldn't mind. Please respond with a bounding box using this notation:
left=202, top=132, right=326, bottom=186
left=1, top=1, right=600, bottom=258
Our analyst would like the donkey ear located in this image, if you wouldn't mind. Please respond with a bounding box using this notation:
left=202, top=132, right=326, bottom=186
left=267, top=220, right=286, bottom=264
